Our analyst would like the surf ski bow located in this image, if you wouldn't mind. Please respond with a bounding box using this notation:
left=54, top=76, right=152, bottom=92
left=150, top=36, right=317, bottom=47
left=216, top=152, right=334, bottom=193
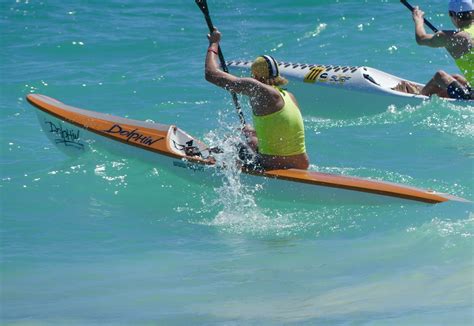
left=27, top=94, right=468, bottom=205
left=228, top=60, right=473, bottom=119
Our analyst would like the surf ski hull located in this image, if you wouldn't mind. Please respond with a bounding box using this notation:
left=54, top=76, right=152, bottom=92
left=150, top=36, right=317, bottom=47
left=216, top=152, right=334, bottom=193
left=27, top=94, right=468, bottom=205
left=228, top=60, right=473, bottom=119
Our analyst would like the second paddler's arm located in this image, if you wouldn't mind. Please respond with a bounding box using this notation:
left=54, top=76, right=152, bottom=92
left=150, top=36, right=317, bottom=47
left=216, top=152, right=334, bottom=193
left=412, top=6, right=448, bottom=47
left=205, top=29, right=259, bottom=97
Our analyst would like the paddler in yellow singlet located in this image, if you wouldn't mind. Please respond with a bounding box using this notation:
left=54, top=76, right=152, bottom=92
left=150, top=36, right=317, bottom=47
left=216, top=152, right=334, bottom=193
left=395, top=0, right=473, bottom=99
left=205, top=28, right=309, bottom=170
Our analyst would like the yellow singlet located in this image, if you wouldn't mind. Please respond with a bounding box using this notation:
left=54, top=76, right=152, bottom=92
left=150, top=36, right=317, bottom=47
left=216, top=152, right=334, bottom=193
left=454, top=24, right=474, bottom=85
left=252, top=87, right=306, bottom=156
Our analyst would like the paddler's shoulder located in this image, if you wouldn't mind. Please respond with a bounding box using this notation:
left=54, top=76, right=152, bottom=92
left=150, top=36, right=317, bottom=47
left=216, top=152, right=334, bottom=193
left=446, top=29, right=473, bottom=57
left=452, top=29, right=472, bottom=38
left=287, top=91, right=300, bottom=108
left=275, top=87, right=300, bottom=108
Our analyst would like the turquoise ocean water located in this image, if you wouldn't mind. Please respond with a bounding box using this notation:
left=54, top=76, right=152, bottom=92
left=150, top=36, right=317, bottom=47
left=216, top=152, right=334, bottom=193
left=1, top=0, right=473, bottom=324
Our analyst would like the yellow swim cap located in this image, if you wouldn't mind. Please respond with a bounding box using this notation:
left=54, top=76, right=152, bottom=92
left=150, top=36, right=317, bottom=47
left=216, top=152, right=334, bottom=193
left=251, top=55, right=288, bottom=86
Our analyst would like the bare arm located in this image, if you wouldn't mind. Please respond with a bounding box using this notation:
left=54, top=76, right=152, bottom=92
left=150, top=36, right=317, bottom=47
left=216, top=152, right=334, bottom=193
left=204, top=28, right=283, bottom=115
left=204, top=30, right=264, bottom=97
left=205, top=56, right=260, bottom=97
left=412, top=7, right=449, bottom=47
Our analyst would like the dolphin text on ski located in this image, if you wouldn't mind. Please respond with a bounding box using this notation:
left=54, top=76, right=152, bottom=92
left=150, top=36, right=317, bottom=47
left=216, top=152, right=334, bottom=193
left=103, top=124, right=164, bottom=146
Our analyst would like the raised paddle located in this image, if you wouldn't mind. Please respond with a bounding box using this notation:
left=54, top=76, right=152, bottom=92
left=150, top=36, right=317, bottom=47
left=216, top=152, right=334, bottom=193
left=195, top=0, right=247, bottom=128
left=400, top=0, right=439, bottom=33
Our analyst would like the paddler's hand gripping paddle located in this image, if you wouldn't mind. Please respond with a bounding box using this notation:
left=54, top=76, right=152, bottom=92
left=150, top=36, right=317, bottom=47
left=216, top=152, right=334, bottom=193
left=195, top=0, right=247, bottom=129
left=400, top=0, right=439, bottom=33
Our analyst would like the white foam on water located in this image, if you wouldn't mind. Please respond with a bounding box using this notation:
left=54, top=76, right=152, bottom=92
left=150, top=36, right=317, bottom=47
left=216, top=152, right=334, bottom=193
left=307, top=97, right=474, bottom=139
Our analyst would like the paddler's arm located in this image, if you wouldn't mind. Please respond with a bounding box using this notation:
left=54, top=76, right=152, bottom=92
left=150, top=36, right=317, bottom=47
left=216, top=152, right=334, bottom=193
left=205, top=29, right=260, bottom=97
left=412, top=6, right=449, bottom=47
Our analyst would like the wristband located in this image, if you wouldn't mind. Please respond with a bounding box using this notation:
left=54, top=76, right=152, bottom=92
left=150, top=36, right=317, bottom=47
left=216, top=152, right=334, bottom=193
left=207, top=48, right=218, bottom=55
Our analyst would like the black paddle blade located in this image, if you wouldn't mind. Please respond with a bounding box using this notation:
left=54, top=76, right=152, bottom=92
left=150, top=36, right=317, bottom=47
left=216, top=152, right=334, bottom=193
left=195, top=0, right=209, bottom=15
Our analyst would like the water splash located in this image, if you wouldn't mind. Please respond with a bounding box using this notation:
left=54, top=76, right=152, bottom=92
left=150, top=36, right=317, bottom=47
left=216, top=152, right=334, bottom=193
left=198, top=113, right=271, bottom=234
left=181, top=110, right=309, bottom=236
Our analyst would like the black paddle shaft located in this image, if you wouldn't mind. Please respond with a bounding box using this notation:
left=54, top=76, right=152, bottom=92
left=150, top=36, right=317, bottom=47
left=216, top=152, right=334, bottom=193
left=195, top=0, right=247, bottom=127
left=400, top=0, right=439, bottom=33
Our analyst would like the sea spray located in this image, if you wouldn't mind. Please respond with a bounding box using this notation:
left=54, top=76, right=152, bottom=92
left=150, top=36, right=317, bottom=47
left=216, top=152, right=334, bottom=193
left=199, top=116, right=265, bottom=232
left=188, top=113, right=300, bottom=236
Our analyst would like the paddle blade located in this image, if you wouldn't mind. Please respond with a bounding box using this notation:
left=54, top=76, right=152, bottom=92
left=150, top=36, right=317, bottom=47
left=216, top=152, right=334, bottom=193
left=195, top=0, right=209, bottom=15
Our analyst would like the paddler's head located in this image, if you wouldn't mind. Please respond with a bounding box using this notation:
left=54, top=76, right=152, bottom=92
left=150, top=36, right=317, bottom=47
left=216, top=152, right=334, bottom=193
left=251, top=55, right=288, bottom=86
left=448, top=0, right=473, bottom=29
